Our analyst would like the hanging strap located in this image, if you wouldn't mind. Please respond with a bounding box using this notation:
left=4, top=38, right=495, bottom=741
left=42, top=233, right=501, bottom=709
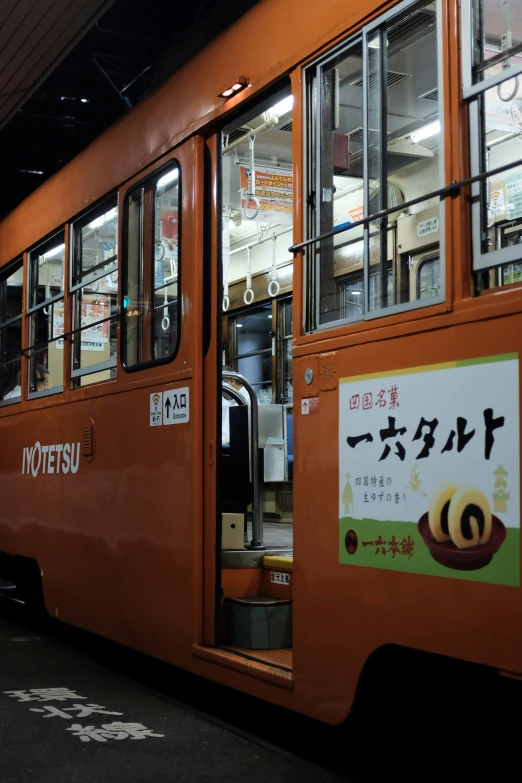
left=222, top=216, right=230, bottom=311
left=244, top=245, right=254, bottom=304
left=243, top=134, right=260, bottom=220
left=268, top=232, right=280, bottom=297
left=161, top=286, right=170, bottom=331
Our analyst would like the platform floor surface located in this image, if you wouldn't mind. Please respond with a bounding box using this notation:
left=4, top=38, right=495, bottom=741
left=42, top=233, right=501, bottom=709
left=0, top=615, right=338, bottom=783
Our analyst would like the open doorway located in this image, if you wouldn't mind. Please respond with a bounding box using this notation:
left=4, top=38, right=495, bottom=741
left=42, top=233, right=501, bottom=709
left=217, top=87, right=294, bottom=670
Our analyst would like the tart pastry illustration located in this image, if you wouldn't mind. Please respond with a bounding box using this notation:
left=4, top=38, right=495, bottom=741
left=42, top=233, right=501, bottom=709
left=419, top=482, right=506, bottom=570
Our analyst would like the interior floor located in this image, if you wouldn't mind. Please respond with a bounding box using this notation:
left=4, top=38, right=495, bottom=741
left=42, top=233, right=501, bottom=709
left=246, top=520, right=293, bottom=552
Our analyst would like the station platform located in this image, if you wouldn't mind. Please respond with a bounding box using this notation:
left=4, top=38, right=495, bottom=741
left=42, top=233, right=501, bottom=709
left=0, top=612, right=340, bottom=783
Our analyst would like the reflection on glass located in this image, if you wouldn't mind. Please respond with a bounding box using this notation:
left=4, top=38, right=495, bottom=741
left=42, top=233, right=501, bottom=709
left=417, top=257, right=440, bottom=298
left=237, top=354, right=272, bottom=404
left=473, top=0, right=522, bottom=83
left=0, top=262, right=23, bottom=400
left=236, top=306, right=272, bottom=354
left=482, top=81, right=522, bottom=254
left=76, top=205, right=117, bottom=282
left=29, top=305, right=64, bottom=392
left=153, top=166, right=179, bottom=360
left=30, top=236, right=65, bottom=308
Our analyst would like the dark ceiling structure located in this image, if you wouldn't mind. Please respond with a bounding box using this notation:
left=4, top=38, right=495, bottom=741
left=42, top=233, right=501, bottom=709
left=0, top=0, right=259, bottom=220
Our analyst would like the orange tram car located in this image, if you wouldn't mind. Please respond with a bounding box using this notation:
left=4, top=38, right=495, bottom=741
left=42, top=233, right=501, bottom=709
left=1, top=0, right=522, bottom=727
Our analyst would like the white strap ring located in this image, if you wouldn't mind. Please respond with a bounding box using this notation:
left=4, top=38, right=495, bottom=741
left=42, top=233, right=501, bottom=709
left=244, top=196, right=260, bottom=221
left=222, top=295, right=230, bottom=312
left=161, top=315, right=170, bottom=331
left=268, top=280, right=280, bottom=297
left=244, top=288, right=255, bottom=305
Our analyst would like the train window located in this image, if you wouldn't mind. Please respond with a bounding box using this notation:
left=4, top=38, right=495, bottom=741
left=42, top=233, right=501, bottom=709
left=71, top=197, right=118, bottom=387
left=277, top=297, right=293, bottom=404
left=417, top=256, right=440, bottom=298
left=305, top=0, right=443, bottom=330
left=230, top=303, right=273, bottom=404
left=27, top=232, right=65, bottom=396
left=0, top=259, right=23, bottom=403
left=463, top=0, right=522, bottom=277
left=122, top=162, right=180, bottom=370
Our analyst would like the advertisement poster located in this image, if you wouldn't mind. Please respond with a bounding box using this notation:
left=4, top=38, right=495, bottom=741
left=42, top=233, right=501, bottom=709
left=239, top=165, right=292, bottom=223
left=339, top=354, right=520, bottom=586
left=55, top=295, right=109, bottom=352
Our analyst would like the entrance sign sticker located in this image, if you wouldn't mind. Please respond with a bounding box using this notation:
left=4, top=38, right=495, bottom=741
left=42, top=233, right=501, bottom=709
left=150, top=388, right=190, bottom=426
left=338, top=354, right=520, bottom=586
left=163, top=387, right=189, bottom=425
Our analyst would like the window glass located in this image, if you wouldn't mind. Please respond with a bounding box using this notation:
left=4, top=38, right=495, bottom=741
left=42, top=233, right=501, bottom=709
left=153, top=168, right=179, bottom=360
left=73, top=203, right=117, bottom=283
left=71, top=198, right=118, bottom=387
left=471, top=0, right=522, bottom=85
left=0, top=259, right=23, bottom=402
left=466, top=1, right=522, bottom=279
left=308, top=0, right=442, bottom=329
left=122, top=162, right=180, bottom=370
left=29, top=237, right=65, bottom=309
left=28, top=232, right=65, bottom=394
left=231, top=303, right=273, bottom=404
left=417, top=256, right=440, bottom=298
left=278, top=297, right=293, bottom=404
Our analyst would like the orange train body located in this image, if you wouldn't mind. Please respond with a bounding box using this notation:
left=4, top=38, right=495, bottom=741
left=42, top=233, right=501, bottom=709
left=0, top=0, right=521, bottom=726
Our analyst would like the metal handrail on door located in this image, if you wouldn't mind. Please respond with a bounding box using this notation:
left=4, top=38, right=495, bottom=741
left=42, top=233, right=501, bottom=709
left=222, top=371, right=264, bottom=550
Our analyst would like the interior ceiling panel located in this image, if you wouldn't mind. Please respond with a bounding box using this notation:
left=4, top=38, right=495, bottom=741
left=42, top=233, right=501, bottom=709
left=0, top=0, right=117, bottom=131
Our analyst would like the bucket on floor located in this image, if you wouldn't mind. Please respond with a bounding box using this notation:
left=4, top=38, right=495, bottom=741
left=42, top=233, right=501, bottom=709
left=224, top=595, right=292, bottom=650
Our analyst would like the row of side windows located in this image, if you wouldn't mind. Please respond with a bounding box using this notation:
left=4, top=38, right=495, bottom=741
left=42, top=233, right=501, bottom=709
left=0, top=159, right=181, bottom=405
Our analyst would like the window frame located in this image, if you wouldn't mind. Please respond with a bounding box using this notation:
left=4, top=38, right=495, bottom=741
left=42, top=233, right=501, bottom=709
left=0, top=257, right=24, bottom=407
left=121, top=159, right=182, bottom=373
left=69, top=194, right=119, bottom=386
left=27, top=229, right=66, bottom=400
left=304, top=0, right=446, bottom=333
left=228, top=301, right=274, bottom=403
left=462, top=0, right=522, bottom=272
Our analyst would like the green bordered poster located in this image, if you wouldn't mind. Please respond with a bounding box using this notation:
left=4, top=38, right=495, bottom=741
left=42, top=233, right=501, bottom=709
left=338, top=354, right=520, bottom=586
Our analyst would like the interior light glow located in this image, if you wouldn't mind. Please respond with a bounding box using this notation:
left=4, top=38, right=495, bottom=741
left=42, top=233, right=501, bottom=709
left=89, top=207, right=117, bottom=229
left=411, top=120, right=440, bottom=144
left=221, top=88, right=234, bottom=97
left=272, top=95, right=294, bottom=118
left=157, top=169, right=179, bottom=188
left=20, top=169, right=44, bottom=175
left=236, top=323, right=243, bottom=327
left=351, top=291, right=361, bottom=296
left=44, top=243, right=65, bottom=259
left=268, top=314, right=273, bottom=318
left=80, top=98, right=89, bottom=103
left=232, top=83, right=243, bottom=91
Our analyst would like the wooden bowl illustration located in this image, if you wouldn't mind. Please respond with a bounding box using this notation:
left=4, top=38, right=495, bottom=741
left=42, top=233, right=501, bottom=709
left=417, top=512, right=506, bottom=570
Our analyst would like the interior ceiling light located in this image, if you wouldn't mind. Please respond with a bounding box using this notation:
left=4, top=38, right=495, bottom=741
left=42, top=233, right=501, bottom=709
left=272, top=95, right=294, bottom=118
left=157, top=168, right=179, bottom=187
left=44, top=243, right=65, bottom=259
left=20, top=169, right=44, bottom=175
left=411, top=119, right=440, bottom=144
left=80, top=98, right=89, bottom=103
left=89, top=207, right=117, bottom=229
left=219, top=76, right=249, bottom=100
